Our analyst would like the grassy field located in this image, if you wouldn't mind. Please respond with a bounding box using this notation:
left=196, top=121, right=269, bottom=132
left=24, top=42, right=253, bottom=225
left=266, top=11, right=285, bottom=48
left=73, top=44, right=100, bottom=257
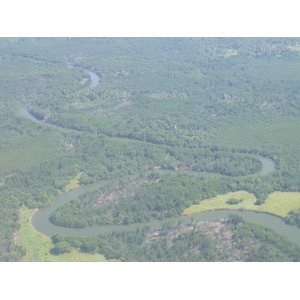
left=183, top=191, right=300, bottom=218
left=64, top=172, right=83, bottom=191
left=16, top=208, right=107, bottom=262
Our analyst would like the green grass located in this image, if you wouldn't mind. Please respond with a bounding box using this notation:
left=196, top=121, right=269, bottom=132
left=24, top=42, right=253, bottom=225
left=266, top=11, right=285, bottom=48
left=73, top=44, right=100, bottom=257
left=258, top=192, right=300, bottom=217
left=16, top=208, right=107, bottom=262
left=64, top=172, right=83, bottom=191
left=183, top=191, right=300, bottom=218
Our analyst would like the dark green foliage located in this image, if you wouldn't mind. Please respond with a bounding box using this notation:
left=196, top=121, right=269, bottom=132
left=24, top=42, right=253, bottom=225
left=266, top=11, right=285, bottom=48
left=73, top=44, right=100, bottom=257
left=50, top=175, right=245, bottom=227
left=51, top=241, right=72, bottom=255
left=248, top=244, right=295, bottom=262
left=0, top=191, right=25, bottom=261
left=227, top=214, right=245, bottom=225
left=231, top=222, right=300, bottom=262
left=80, top=238, right=100, bottom=254
left=285, top=209, right=300, bottom=227
left=226, top=198, right=244, bottom=205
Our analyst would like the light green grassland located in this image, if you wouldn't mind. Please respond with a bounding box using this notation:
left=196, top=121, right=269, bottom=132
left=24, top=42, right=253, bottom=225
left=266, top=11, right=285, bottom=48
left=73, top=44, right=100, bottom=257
left=16, top=208, right=107, bottom=262
left=64, top=172, right=83, bottom=191
left=183, top=191, right=300, bottom=218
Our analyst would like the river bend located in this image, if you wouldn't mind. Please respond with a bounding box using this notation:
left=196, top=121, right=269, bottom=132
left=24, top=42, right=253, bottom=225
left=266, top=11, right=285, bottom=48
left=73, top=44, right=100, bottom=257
left=19, top=68, right=300, bottom=246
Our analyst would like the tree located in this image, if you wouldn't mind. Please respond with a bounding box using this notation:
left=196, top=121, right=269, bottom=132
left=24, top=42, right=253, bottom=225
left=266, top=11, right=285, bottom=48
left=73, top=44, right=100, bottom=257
left=52, top=241, right=72, bottom=254
left=228, top=214, right=245, bottom=225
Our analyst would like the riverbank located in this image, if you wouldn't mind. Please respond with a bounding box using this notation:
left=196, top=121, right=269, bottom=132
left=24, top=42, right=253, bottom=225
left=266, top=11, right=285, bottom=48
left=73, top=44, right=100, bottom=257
left=18, top=207, right=107, bottom=262
left=29, top=208, right=39, bottom=227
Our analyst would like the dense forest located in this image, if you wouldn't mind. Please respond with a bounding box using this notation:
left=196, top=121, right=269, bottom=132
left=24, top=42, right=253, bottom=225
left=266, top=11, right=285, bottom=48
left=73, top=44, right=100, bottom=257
left=2, top=37, right=300, bottom=261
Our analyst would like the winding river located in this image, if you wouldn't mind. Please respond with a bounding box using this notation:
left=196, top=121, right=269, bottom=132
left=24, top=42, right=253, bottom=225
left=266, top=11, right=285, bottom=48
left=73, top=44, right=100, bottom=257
left=31, top=157, right=300, bottom=246
left=19, top=68, right=300, bottom=246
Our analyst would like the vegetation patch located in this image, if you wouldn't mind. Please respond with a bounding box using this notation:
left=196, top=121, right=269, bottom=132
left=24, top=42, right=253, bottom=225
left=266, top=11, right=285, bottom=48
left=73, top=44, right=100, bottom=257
left=52, top=217, right=300, bottom=261
left=285, top=208, right=300, bottom=227
left=183, top=191, right=255, bottom=215
left=149, top=91, right=188, bottom=100
left=261, top=192, right=300, bottom=217
left=288, top=45, right=300, bottom=52
left=70, top=102, right=95, bottom=109
left=183, top=191, right=300, bottom=218
left=226, top=197, right=244, bottom=205
left=0, top=129, right=60, bottom=178
left=64, top=171, right=83, bottom=191
left=16, top=208, right=107, bottom=262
